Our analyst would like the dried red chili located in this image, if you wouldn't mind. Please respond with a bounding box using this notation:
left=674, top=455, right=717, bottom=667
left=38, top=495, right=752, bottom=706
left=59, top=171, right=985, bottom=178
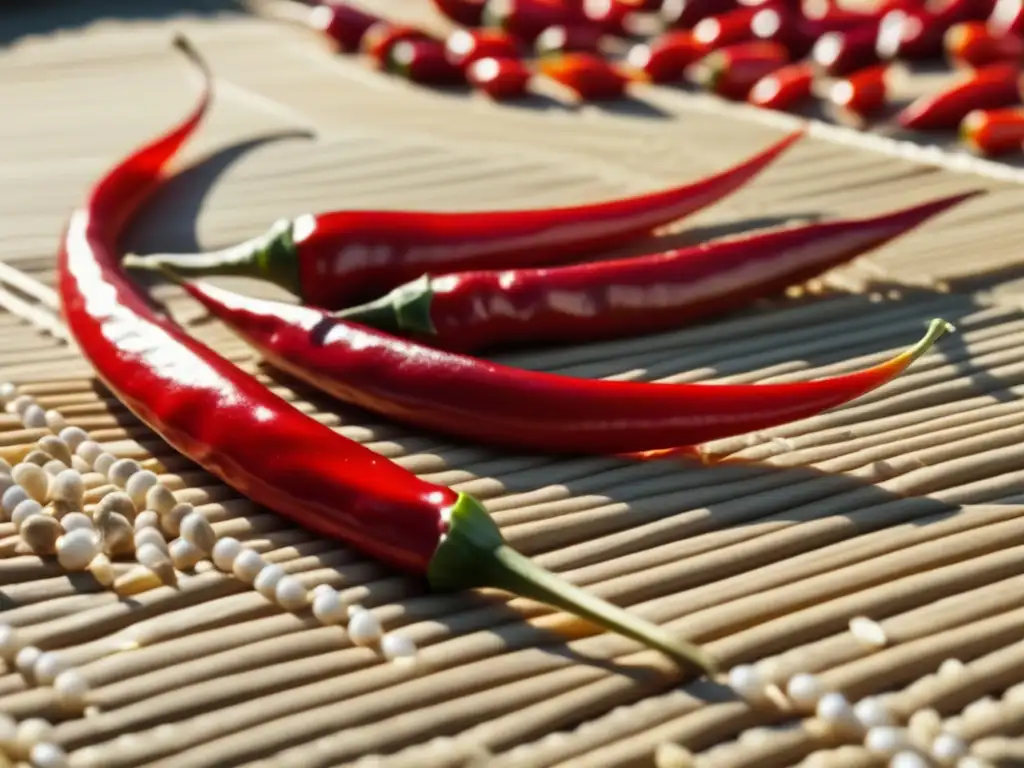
left=539, top=51, right=628, bottom=99
left=307, top=1, right=381, bottom=52
left=627, top=31, right=708, bottom=83
left=829, top=64, right=890, bottom=118
left=897, top=61, right=1023, bottom=130
left=388, top=40, right=465, bottom=84
left=535, top=23, right=604, bottom=57
left=62, top=35, right=714, bottom=672
left=686, top=40, right=790, bottom=100
left=445, top=29, right=521, bottom=71
left=361, top=22, right=432, bottom=68
left=333, top=192, right=977, bottom=352
left=812, top=26, right=882, bottom=76
left=123, top=132, right=802, bottom=308
left=692, top=5, right=763, bottom=49
left=988, top=0, right=1024, bottom=36
left=944, top=20, right=1023, bottom=68
left=960, top=105, right=1024, bottom=153
left=467, top=56, right=533, bottom=98
left=171, top=275, right=952, bottom=456
left=482, top=0, right=571, bottom=43
left=748, top=61, right=815, bottom=110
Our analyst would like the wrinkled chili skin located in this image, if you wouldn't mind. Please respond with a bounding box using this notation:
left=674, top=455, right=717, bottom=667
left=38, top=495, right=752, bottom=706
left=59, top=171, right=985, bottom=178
left=58, top=39, right=454, bottom=575
left=181, top=279, right=948, bottom=456
left=291, top=131, right=802, bottom=307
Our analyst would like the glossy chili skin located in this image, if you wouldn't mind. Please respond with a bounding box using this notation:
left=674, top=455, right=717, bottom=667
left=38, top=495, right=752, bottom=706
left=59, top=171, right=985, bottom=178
left=988, top=0, right=1024, bottom=36
left=944, top=20, right=1023, bottom=68
left=897, top=62, right=1023, bottom=130
left=628, top=31, right=708, bottom=82
left=179, top=279, right=949, bottom=456
left=309, top=2, right=381, bottom=52
left=126, top=131, right=802, bottom=308
left=58, top=39, right=455, bottom=575
left=539, top=51, right=628, bottom=99
left=661, top=0, right=738, bottom=29
left=687, top=40, right=790, bottom=100
left=748, top=61, right=814, bottom=110
left=337, top=192, right=978, bottom=352
left=467, top=56, right=533, bottom=98
left=431, top=0, right=487, bottom=26
left=960, top=106, right=1024, bottom=153
left=445, top=29, right=521, bottom=71
left=830, top=64, right=890, bottom=118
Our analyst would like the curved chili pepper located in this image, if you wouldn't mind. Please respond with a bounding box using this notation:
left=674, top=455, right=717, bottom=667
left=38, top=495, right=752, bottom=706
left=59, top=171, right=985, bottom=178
left=361, top=22, right=433, bottom=68
left=482, top=0, right=571, bottom=43
left=467, top=56, right=533, bottom=98
left=748, top=61, right=815, bottom=110
left=431, top=0, right=487, bottom=26
left=960, top=105, right=1024, bottom=153
left=661, top=0, right=737, bottom=29
left=332, top=192, right=978, bottom=351
left=897, top=61, right=1022, bottom=130
left=388, top=40, right=466, bottom=85
left=123, top=131, right=803, bottom=308
left=944, top=20, right=1023, bottom=68
left=627, top=30, right=708, bottom=82
left=535, top=23, right=604, bottom=57
left=988, top=0, right=1024, bottom=36
left=171, top=275, right=952, bottom=456
left=62, top=35, right=714, bottom=672
left=539, top=51, right=628, bottom=99
left=686, top=40, right=790, bottom=100
left=829, top=63, right=890, bottom=118
left=812, top=25, right=882, bottom=76
left=445, top=29, right=521, bottom=71
left=306, top=1, right=381, bottom=52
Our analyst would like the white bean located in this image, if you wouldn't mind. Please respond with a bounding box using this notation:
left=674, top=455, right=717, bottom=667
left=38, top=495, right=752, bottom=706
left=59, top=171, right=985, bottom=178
left=58, top=426, right=88, bottom=454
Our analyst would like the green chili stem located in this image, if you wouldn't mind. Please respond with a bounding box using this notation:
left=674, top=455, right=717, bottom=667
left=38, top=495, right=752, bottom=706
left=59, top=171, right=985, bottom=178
left=335, top=274, right=437, bottom=335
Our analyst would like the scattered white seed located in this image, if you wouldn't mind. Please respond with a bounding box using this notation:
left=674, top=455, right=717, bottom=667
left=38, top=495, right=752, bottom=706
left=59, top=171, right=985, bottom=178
left=889, top=751, right=930, bottom=768
left=13, top=463, right=48, bottom=503
left=908, top=708, right=943, bottom=748
left=274, top=575, right=308, bottom=611
left=311, top=583, right=336, bottom=600
left=96, top=512, right=134, bottom=556
left=347, top=604, right=365, bottom=620
left=133, top=509, right=160, bottom=531
left=168, top=538, right=203, bottom=570
left=0, top=711, right=14, bottom=749
left=113, top=565, right=163, bottom=596
left=937, top=658, right=964, bottom=678
left=56, top=528, right=101, bottom=571
left=211, top=536, right=241, bottom=571
left=75, top=440, right=104, bottom=468
left=92, top=452, right=116, bottom=477
left=30, top=741, right=69, bottom=768
left=15, top=645, right=42, bottom=678
left=135, top=542, right=175, bottom=583
left=107, top=458, right=141, bottom=488
left=312, top=587, right=347, bottom=625
left=125, top=470, right=159, bottom=510
left=849, top=616, right=889, bottom=648
left=53, top=668, right=90, bottom=709
left=253, top=563, right=286, bottom=599
left=7, top=394, right=34, bottom=417
left=58, top=426, right=88, bottom=454
left=380, top=632, right=417, bottom=661
left=232, top=548, right=265, bottom=583
left=11, top=498, right=43, bottom=530
left=348, top=608, right=383, bottom=647
left=14, top=718, right=52, bottom=756
left=95, top=490, right=136, bottom=521
left=0, top=623, right=19, bottom=661
left=20, top=514, right=62, bottom=554
left=71, top=455, right=92, bottom=474
left=43, top=459, right=67, bottom=476
left=60, top=512, right=94, bottom=533
left=160, top=501, right=191, bottom=537
left=0, top=381, right=16, bottom=402
left=33, top=651, right=67, bottom=686
left=49, top=469, right=85, bottom=506
left=144, top=483, right=176, bottom=517
left=87, top=553, right=115, bottom=586
left=181, top=511, right=217, bottom=554
left=38, top=435, right=72, bottom=466
left=931, top=732, right=968, bottom=762
left=865, top=726, right=909, bottom=755
left=817, top=692, right=856, bottom=726
left=44, top=410, right=67, bottom=433
left=24, top=449, right=51, bottom=466
left=2, top=484, right=29, bottom=517
left=728, top=664, right=763, bottom=700
left=133, top=526, right=167, bottom=553
left=22, top=403, right=48, bottom=429
left=786, top=673, right=825, bottom=708
left=855, top=697, right=895, bottom=729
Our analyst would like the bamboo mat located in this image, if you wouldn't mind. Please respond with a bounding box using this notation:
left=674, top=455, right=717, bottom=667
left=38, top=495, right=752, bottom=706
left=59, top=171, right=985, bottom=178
left=6, top=3, right=1024, bottom=767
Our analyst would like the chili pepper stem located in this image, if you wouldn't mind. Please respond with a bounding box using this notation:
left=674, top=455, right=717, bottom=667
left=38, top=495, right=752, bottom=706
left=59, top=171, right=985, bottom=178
left=122, top=218, right=302, bottom=296
left=429, top=493, right=718, bottom=674
left=336, top=273, right=437, bottom=334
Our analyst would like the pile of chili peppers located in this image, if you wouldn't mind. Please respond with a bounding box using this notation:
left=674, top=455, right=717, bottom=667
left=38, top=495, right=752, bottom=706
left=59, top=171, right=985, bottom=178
left=259, top=0, right=1024, bottom=157
left=61, top=36, right=970, bottom=671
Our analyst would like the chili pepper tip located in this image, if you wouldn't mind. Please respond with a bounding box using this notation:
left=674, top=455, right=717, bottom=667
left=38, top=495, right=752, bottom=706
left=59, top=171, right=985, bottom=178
left=428, top=493, right=718, bottom=674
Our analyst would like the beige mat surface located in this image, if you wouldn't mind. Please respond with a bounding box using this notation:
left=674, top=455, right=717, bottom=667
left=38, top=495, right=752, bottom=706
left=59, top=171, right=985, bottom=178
left=4, top=3, right=1024, bottom=767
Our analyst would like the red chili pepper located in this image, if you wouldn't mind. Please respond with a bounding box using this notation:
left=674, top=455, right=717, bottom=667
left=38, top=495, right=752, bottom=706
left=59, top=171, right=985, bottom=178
left=577, top=0, right=632, bottom=34
left=801, top=0, right=880, bottom=26
left=627, top=30, right=708, bottom=82
left=617, top=0, right=662, bottom=10
left=751, top=6, right=868, bottom=59
left=876, top=0, right=988, bottom=61
left=431, top=0, right=487, bottom=26
left=960, top=105, right=1024, bottom=152
left=692, top=5, right=764, bottom=49
left=829, top=64, right=890, bottom=118
left=335, top=192, right=976, bottom=352
left=812, top=25, right=883, bottom=76
left=686, top=41, right=790, bottom=100
left=360, top=22, right=432, bottom=68
left=897, top=62, right=1023, bottom=130
left=306, top=1, right=381, bottom=52
left=539, top=51, right=628, bottom=99
left=988, top=0, right=1024, bottom=36
left=467, top=56, right=533, bottom=98
left=944, top=20, right=1024, bottom=67
left=174, top=276, right=951, bottom=457
left=445, top=29, right=521, bottom=71
left=535, top=23, right=604, bottom=57
left=64, top=35, right=713, bottom=672
left=748, top=61, right=815, bottom=110
left=122, top=131, right=802, bottom=308
left=388, top=40, right=466, bottom=85
left=661, top=0, right=737, bottom=29
left=482, top=0, right=571, bottom=43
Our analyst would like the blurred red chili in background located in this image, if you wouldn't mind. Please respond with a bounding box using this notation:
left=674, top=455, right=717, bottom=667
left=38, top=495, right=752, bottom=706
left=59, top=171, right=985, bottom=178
left=540, top=51, right=628, bottom=99
left=877, top=0, right=992, bottom=61
left=898, top=61, right=1023, bottom=129
left=944, top=20, right=1023, bottom=67
left=361, top=22, right=432, bottom=68
left=445, top=29, right=520, bottom=70
left=389, top=40, right=466, bottom=84
left=535, top=23, right=604, bottom=57
left=830, top=64, right=890, bottom=118
left=431, top=0, right=487, bottom=26
left=748, top=61, right=814, bottom=110
left=692, top=5, right=763, bottom=49
left=959, top=105, right=1024, bottom=153
left=812, top=26, right=882, bottom=76
left=687, top=40, right=789, bottom=100
left=661, top=0, right=735, bottom=28
left=307, top=1, right=380, bottom=52
left=627, top=30, right=707, bottom=81
left=988, top=0, right=1024, bottom=36
left=579, top=0, right=632, bottom=35
left=467, top=56, right=533, bottom=98
left=483, top=0, right=571, bottom=43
